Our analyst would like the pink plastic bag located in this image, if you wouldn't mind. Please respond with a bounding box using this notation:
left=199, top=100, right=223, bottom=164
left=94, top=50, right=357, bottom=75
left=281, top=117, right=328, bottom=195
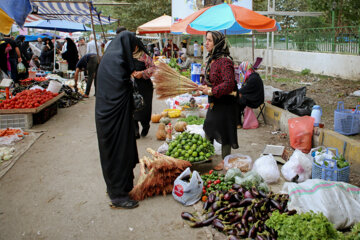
left=243, top=107, right=259, bottom=129
left=288, top=116, right=314, bottom=153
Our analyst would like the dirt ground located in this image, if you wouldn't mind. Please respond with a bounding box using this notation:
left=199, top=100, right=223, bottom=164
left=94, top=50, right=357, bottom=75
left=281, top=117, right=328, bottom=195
left=263, top=68, right=360, bottom=141
left=0, top=90, right=292, bottom=240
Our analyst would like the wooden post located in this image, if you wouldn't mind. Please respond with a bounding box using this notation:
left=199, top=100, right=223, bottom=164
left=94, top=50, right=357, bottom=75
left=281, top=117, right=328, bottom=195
left=88, top=3, right=100, bottom=61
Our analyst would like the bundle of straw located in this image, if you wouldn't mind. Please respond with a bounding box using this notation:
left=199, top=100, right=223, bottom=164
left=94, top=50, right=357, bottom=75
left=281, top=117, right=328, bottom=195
left=153, top=62, right=199, bottom=100
left=129, top=148, right=192, bottom=201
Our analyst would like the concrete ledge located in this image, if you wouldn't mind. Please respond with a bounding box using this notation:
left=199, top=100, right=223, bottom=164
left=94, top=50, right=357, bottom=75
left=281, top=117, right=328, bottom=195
left=261, top=102, right=360, bottom=164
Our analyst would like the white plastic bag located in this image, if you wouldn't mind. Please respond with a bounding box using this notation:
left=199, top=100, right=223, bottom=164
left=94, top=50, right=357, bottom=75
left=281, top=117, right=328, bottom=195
left=157, top=142, right=168, bottom=154
left=213, top=140, right=221, bottom=156
left=310, top=146, right=335, bottom=167
left=0, top=128, right=25, bottom=145
left=186, top=124, right=205, bottom=138
left=281, top=149, right=313, bottom=182
left=253, top=154, right=280, bottom=183
left=224, top=153, right=252, bottom=172
left=282, top=179, right=360, bottom=229
left=225, top=168, right=243, bottom=182
left=172, top=167, right=203, bottom=206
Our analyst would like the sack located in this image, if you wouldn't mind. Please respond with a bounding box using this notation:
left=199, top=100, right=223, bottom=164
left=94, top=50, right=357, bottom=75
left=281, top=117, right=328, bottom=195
left=288, top=116, right=314, bottom=153
left=243, top=107, right=259, bottom=129
left=172, top=167, right=203, bottom=206
left=17, top=62, right=26, bottom=74
left=282, top=179, right=360, bottom=229
left=253, top=154, right=280, bottom=183
left=281, top=149, right=313, bottom=182
left=131, top=77, right=145, bottom=112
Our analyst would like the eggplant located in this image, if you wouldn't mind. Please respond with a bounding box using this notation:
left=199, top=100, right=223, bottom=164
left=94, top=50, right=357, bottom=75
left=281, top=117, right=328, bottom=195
left=229, top=212, right=242, bottom=224
left=232, top=184, right=241, bottom=191
left=215, top=206, right=229, bottom=215
left=224, top=192, right=232, bottom=201
left=212, top=201, right=220, bottom=211
left=212, top=219, right=225, bottom=231
left=247, top=216, right=254, bottom=223
left=203, top=200, right=210, bottom=211
left=258, top=190, right=268, bottom=198
left=208, top=193, right=216, bottom=203
left=244, top=191, right=254, bottom=199
left=248, top=221, right=260, bottom=239
left=235, top=223, right=243, bottom=230
left=256, top=235, right=266, bottom=240
left=286, top=209, right=297, bottom=216
left=207, top=211, right=215, bottom=219
left=181, top=212, right=197, bottom=222
left=270, top=199, right=283, bottom=211
left=234, top=193, right=242, bottom=202
left=188, top=215, right=217, bottom=228
left=227, top=229, right=238, bottom=236
left=239, top=229, right=247, bottom=237
left=254, top=199, right=265, bottom=208
left=228, top=235, right=239, bottom=240
left=238, top=187, right=245, bottom=194
left=251, top=186, right=260, bottom=198
left=239, top=198, right=254, bottom=207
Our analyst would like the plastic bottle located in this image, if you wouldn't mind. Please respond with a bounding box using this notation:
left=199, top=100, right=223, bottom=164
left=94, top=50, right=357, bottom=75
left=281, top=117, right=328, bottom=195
left=311, top=105, right=322, bottom=127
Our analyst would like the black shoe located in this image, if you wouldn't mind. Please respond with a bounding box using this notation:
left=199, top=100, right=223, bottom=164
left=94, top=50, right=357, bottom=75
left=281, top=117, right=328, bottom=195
left=135, top=132, right=140, bottom=139
left=109, top=199, right=139, bottom=209
left=141, top=126, right=150, bottom=137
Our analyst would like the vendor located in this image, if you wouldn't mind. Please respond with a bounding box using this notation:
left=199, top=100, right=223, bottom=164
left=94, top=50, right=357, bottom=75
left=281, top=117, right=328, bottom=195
left=162, top=39, right=179, bottom=58
left=177, top=54, right=193, bottom=70
left=237, top=61, right=264, bottom=127
left=74, top=53, right=100, bottom=97
left=197, top=31, right=239, bottom=171
left=29, top=55, right=40, bottom=69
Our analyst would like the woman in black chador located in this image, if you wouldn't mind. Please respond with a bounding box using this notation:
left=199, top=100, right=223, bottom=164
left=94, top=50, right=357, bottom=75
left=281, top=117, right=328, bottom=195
left=131, top=38, right=156, bottom=138
left=62, top=38, right=78, bottom=70
left=95, top=31, right=140, bottom=209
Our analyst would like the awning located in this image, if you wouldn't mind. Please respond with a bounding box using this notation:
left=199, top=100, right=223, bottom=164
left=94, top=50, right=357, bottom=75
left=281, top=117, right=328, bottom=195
left=137, top=15, right=171, bottom=34
left=30, top=0, right=118, bottom=25
left=0, top=0, right=32, bottom=34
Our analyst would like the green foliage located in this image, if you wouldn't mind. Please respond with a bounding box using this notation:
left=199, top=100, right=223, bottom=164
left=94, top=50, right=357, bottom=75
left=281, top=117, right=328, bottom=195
left=301, top=68, right=311, bottom=75
left=265, top=211, right=344, bottom=240
left=345, top=222, right=360, bottom=240
left=97, top=0, right=171, bottom=32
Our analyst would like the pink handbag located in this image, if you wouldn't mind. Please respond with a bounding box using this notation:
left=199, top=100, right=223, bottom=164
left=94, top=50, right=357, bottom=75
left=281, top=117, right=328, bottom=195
left=243, top=107, right=259, bottom=129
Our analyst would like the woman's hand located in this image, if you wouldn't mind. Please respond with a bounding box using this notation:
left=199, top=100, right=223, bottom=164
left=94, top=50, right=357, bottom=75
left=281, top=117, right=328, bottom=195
left=131, top=71, right=143, bottom=79
left=198, top=85, right=212, bottom=96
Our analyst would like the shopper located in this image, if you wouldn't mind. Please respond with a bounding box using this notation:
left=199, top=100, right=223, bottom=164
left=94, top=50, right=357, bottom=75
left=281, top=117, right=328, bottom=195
left=35, top=37, right=43, bottom=51
left=73, top=53, right=99, bottom=97
left=77, top=37, right=87, bottom=58
left=132, top=37, right=156, bottom=138
left=62, top=38, right=79, bottom=70
left=104, top=26, right=126, bottom=51
left=193, top=40, right=199, bottom=57
left=197, top=31, right=238, bottom=170
left=177, top=54, right=193, bottom=70
left=29, top=55, right=40, bottom=69
left=95, top=31, right=142, bottom=209
left=0, top=34, right=22, bottom=81
left=163, top=39, right=179, bottom=58
left=86, top=34, right=102, bottom=56
left=16, top=35, right=32, bottom=80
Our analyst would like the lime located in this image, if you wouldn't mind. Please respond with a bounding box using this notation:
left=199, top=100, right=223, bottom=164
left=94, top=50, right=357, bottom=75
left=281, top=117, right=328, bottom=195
left=192, top=138, right=197, bottom=144
left=181, top=140, right=186, bottom=145
left=199, top=152, right=204, bottom=156
left=192, top=152, right=198, bottom=157
left=197, top=140, right=202, bottom=145
left=195, top=157, right=199, bottom=161
left=189, top=157, right=195, bottom=162
left=188, top=149, right=193, bottom=155
left=203, top=143, right=208, bottom=148
left=174, top=152, right=179, bottom=158
left=185, top=145, right=190, bottom=150
left=185, top=153, right=190, bottom=158
left=205, top=153, right=211, bottom=158
left=181, top=150, right=186, bottom=155
left=199, top=155, right=205, bottom=161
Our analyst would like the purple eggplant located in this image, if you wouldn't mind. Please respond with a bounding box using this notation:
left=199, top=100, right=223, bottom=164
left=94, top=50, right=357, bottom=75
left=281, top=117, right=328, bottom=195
left=232, top=184, right=241, bottom=190
left=227, top=229, right=238, bottom=236
left=215, top=206, right=229, bottom=215
left=239, top=198, right=254, bottom=207
left=258, top=190, right=268, bottom=198
left=212, top=201, right=220, bottom=211
left=244, top=190, right=254, bottom=199
left=248, top=221, right=260, bottom=239
left=207, top=211, right=215, bottom=219
left=234, top=193, right=242, bottom=202
left=256, top=235, right=267, bottom=240
left=203, top=200, right=210, bottom=211
left=224, top=192, right=232, bottom=201
left=251, top=186, right=260, bottom=197
left=208, top=193, right=216, bottom=203
left=270, top=199, right=283, bottom=211
left=212, top=219, right=225, bottom=231
left=247, top=216, right=254, bottom=223
left=286, top=209, right=297, bottom=216
left=188, top=215, right=217, bottom=228
left=229, top=212, right=242, bottom=224
left=238, top=187, right=245, bottom=194
left=228, top=235, right=239, bottom=240
left=238, top=229, right=247, bottom=237
left=181, top=212, right=197, bottom=222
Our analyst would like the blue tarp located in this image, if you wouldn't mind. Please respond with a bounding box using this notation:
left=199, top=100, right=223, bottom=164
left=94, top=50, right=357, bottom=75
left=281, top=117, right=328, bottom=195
left=24, top=20, right=92, bottom=33
left=24, top=33, right=61, bottom=42
left=0, top=0, right=32, bottom=27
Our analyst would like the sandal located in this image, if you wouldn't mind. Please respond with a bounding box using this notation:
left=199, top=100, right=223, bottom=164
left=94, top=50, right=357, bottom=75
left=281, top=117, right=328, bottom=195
left=109, top=199, right=139, bottom=209
left=214, top=160, right=224, bottom=171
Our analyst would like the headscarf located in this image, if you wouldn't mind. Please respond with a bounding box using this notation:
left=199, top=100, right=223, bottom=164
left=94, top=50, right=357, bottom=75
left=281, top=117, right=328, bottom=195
left=204, top=31, right=232, bottom=85
left=65, top=37, right=78, bottom=56
left=239, top=61, right=254, bottom=83
left=132, top=37, right=150, bottom=59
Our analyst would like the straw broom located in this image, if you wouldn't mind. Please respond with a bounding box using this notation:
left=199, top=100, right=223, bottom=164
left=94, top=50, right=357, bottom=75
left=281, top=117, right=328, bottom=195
left=153, top=62, right=199, bottom=100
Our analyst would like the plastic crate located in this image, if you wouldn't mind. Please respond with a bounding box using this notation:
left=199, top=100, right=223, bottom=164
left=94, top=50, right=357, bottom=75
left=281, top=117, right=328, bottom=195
left=334, top=101, right=360, bottom=135
left=312, top=147, right=350, bottom=182
left=0, top=113, right=33, bottom=129
left=33, top=103, right=58, bottom=125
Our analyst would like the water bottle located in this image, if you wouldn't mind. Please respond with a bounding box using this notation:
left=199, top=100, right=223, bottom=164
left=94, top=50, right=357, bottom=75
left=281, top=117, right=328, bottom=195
left=311, top=105, right=322, bottom=127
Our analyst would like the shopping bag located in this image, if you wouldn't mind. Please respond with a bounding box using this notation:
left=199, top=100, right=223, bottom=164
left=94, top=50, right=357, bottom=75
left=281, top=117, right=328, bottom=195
left=281, top=149, right=313, bottom=183
left=17, top=62, right=26, bottom=74
left=243, top=107, right=259, bottom=129
left=172, top=167, right=203, bottom=206
left=288, top=116, right=314, bottom=153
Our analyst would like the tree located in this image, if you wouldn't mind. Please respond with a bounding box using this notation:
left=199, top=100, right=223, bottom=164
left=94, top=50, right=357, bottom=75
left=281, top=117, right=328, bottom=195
left=97, top=0, right=171, bottom=32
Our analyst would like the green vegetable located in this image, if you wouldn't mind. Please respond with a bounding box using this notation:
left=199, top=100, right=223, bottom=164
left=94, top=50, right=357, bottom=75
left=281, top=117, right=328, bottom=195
left=265, top=211, right=343, bottom=240
left=179, top=115, right=205, bottom=125
left=345, top=222, right=360, bottom=240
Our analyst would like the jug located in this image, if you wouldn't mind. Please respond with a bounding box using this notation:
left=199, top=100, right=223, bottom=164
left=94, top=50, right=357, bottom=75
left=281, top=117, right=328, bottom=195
left=311, top=105, right=322, bottom=127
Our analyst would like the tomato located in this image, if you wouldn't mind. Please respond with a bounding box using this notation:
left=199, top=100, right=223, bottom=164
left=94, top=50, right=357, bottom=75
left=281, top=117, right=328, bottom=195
left=209, top=170, right=214, bottom=174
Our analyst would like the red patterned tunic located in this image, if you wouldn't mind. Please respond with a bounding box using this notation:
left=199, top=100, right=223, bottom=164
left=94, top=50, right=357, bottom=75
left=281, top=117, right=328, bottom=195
left=208, top=57, right=236, bottom=98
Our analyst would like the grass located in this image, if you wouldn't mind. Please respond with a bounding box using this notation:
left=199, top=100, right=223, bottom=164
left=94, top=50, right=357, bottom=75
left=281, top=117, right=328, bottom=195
left=274, top=77, right=297, bottom=83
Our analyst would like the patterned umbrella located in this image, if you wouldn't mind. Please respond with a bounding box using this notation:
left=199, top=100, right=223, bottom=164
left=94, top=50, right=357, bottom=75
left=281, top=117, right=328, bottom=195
left=171, top=3, right=280, bottom=35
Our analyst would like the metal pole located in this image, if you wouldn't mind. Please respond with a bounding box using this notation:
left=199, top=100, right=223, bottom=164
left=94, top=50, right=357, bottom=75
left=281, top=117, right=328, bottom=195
left=53, top=29, right=56, bottom=72
left=266, top=32, right=269, bottom=80
left=252, top=34, right=255, bottom=63
left=271, top=31, right=274, bottom=80
left=332, top=2, right=336, bottom=52
left=98, top=15, right=107, bottom=43
left=88, top=3, right=100, bottom=60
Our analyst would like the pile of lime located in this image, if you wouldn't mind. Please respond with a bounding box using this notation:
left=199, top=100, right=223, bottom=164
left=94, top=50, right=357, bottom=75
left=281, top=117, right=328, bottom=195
left=166, top=132, right=214, bottom=162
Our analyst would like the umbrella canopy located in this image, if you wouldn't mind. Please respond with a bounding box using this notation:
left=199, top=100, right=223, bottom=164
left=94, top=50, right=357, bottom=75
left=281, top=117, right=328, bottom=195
left=24, top=19, right=92, bottom=33
left=137, top=15, right=171, bottom=34
left=171, top=3, right=280, bottom=35
left=24, top=33, right=61, bottom=42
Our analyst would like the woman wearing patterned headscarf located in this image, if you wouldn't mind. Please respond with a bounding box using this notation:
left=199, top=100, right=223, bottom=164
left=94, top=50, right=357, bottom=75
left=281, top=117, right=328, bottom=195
left=198, top=31, right=239, bottom=170
left=238, top=61, right=264, bottom=126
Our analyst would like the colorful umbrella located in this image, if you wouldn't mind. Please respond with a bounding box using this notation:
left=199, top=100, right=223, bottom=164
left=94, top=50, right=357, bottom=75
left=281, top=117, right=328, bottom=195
left=171, top=3, right=280, bottom=35
left=0, top=0, right=32, bottom=34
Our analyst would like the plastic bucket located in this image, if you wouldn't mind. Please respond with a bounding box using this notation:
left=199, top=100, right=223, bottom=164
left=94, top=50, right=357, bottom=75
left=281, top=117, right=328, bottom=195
left=47, top=80, right=62, bottom=93
left=191, top=63, right=201, bottom=84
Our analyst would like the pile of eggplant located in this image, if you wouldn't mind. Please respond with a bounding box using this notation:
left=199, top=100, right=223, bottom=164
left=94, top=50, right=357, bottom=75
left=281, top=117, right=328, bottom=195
left=181, top=184, right=296, bottom=240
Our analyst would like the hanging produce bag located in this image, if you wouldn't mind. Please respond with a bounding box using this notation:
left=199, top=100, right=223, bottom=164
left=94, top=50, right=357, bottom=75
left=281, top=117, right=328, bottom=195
left=288, top=116, right=314, bottom=153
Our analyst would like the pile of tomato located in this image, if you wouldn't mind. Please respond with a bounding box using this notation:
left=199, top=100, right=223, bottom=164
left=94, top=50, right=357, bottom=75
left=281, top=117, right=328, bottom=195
left=0, top=89, right=58, bottom=109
